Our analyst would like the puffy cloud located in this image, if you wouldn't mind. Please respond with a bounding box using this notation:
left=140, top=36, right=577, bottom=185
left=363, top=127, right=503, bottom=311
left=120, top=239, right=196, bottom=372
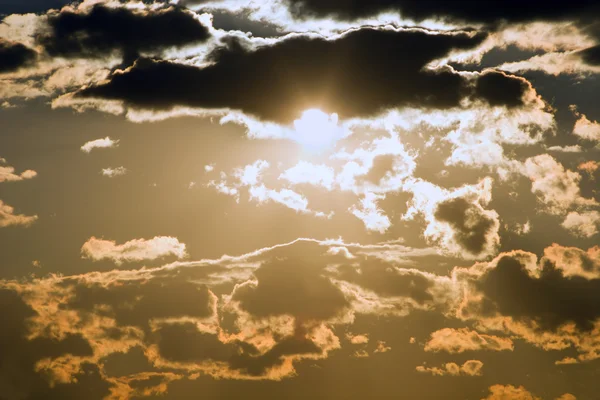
left=403, top=177, right=500, bottom=259
left=482, top=384, right=541, bottom=400
left=521, top=154, right=597, bottom=215
left=0, top=164, right=37, bottom=182
left=101, top=166, right=127, bottom=177
left=572, top=112, right=600, bottom=141
left=346, top=333, right=369, bottom=344
left=37, top=5, right=211, bottom=61
left=416, top=360, right=483, bottom=376
left=578, top=160, right=599, bottom=175
left=80, top=136, right=119, bottom=153
left=0, top=199, right=38, bottom=228
left=561, top=211, right=600, bottom=238
left=424, top=328, right=513, bottom=353
left=231, top=256, right=350, bottom=321
left=374, top=340, right=391, bottom=353
left=81, top=236, right=188, bottom=264
left=208, top=160, right=332, bottom=217
left=453, top=244, right=600, bottom=361
left=350, top=193, right=391, bottom=233
left=77, top=28, right=496, bottom=123
left=0, top=38, right=37, bottom=73
left=279, top=161, right=335, bottom=190
left=543, top=243, right=600, bottom=280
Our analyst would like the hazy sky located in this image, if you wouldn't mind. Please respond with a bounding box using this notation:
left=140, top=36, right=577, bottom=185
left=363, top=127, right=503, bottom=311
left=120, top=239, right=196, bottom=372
left=1, top=1, right=599, bottom=399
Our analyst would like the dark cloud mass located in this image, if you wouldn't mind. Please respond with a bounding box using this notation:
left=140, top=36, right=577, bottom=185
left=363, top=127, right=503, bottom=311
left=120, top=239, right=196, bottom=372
left=37, top=5, right=210, bottom=60
left=0, top=39, right=37, bottom=73
left=434, top=197, right=497, bottom=256
left=78, top=28, right=489, bottom=122
left=576, top=44, right=600, bottom=66
left=286, top=0, right=600, bottom=24
left=233, top=257, right=349, bottom=320
left=473, top=255, right=600, bottom=331
left=474, top=70, right=530, bottom=108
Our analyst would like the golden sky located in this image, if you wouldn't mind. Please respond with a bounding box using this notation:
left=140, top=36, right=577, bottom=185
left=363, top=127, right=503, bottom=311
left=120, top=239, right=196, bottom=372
left=1, top=1, right=600, bottom=399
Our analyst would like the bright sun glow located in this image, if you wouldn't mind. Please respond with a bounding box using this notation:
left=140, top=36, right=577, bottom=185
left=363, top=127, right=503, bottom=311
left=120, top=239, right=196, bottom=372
left=291, top=109, right=342, bottom=151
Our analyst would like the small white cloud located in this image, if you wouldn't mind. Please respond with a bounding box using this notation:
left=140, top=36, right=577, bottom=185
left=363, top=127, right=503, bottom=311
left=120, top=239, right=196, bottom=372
left=572, top=111, right=600, bottom=142
left=0, top=200, right=38, bottom=228
left=81, top=236, right=188, bottom=264
left=81, top=136, right=119, bottom=153
left=101, top=166, right=127, bottom=177
left=0, top=160, right=37, bottom=183
left=204, top=164, right=215, bottom=172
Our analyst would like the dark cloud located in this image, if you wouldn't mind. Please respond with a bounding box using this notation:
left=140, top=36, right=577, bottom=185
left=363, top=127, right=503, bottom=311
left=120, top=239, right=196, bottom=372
left=336, top=261, right=434, bottom=303
left=0, top=39, right=37, bottom=73
left=576, top=44, right=600, bottom=66
left=474, top=70, right=530, bottom=108
left=285, top=0, right=600, bottom=24
left=434, top=197, right=497, bottom=256
left=78, top=28, right=489, bottom=122
left=64, top=277, right=214, bottom=328
left=233, top=255, right=349, bottom=320
left=36, top=5, right=210, bottom=60
left=156, top=323, right=237, bottom=363
left=473, top=255, right=600, bottom=331
left=0, top=289, right=110, bottom=400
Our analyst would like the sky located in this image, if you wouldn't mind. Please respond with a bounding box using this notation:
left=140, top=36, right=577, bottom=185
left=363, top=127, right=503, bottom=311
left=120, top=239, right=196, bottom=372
left=0, top=1, right=599, bottom=399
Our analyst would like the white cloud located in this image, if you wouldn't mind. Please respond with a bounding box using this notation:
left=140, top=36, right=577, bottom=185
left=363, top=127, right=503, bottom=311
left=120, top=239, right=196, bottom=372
left=350, top=192, right=391, bottom=234
left=101, top=166, right=128, bottom=177
left=0, top=200, right=38, bottom=228
left=81, top=236, right=188, bottom=264
left=279, top=161, right=335, bottom=190
left=521, top=154, right=597, bottom=214
left=562, top=211, right=600, bottom=238
left=0, top=160, right=37, bottom=183
left=572, top=112, right=600, bottom=141
left=424, top=328, right=514, bottom=353
left=80, top=136, right=119, bottom=153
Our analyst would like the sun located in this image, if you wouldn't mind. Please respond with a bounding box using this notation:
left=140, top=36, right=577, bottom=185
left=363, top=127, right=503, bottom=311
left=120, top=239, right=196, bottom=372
left=291, top=109, right=342, bottom=151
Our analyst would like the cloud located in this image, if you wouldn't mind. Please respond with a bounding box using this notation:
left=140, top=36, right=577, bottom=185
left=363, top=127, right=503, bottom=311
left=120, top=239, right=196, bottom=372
left=232, top=255, right=350, bottom=321
left=521, top=154, right=597, bottom=215
left=279, top=161, right=335, bottom=190
left=350, top=193, right=391, bottom=233
left=208, top=160, right=332, bottom=217
left=473, top=70, right=530, bottom=108
left=416, top=360, right=483, bottom=376
left=0, top=164, right=37, bottom=182
left=81, top=236, right=188, bottom=264
left=576, top=44, right=600, bottom=66
left=482, top=384, right=541, bottom=400
left=0, top=38, right=37, bottom=73
left=283, top=0, right=600, bottom=24
left=0, top=199, right=38, bottom=228
left=80, top=136, right=119, bottom=153
left=572, top=112, right=600, bottom=141
left=37, top=5, right=211, bottom=61
left=578, top=160, right=599, bottom=175
left=101, top=166, right=127, bottom=177
left=77, top=28, right=494, bottom=122
left=346, top=333, right=369, bottom=344
left=453, top=244, right=600, bottom=361
left=562, top=211, right=600, bottom=238
left=403, top=177, right=500, bottom=259
left=424, top=328, right=513, bottom=353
